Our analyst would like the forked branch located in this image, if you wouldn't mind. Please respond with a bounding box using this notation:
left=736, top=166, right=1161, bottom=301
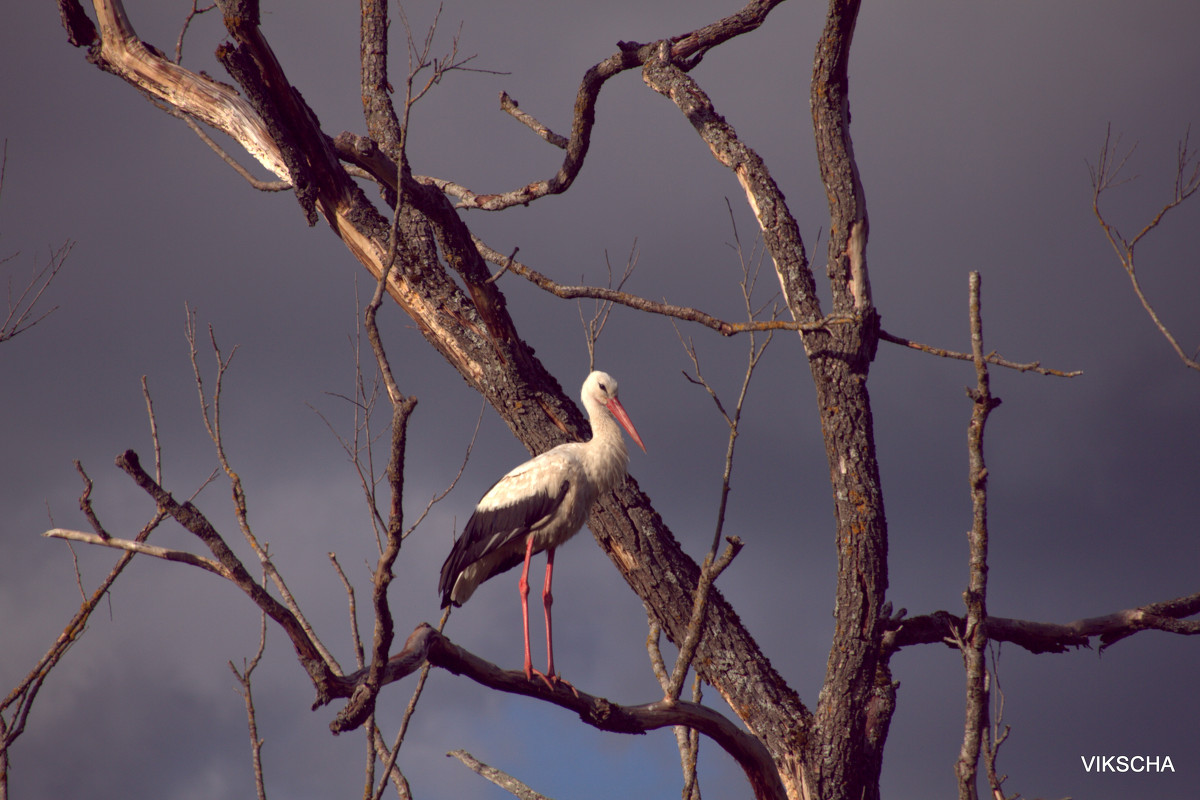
left=54, top=449, right=344, bottom=702
left=3, top=383, right=168, bottom=795
left=1, top=143, right=73, bottom=343
left=437, top=0, right=789, bottom=211
left=1090, top=123, right=1200, bottom=372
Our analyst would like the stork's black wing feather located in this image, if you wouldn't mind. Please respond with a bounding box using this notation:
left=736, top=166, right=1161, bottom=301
left=438, top=477, right=570, bottom=607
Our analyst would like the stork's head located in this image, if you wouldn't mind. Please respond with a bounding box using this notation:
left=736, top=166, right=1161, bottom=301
left=583, top=370, right=646, bottom=452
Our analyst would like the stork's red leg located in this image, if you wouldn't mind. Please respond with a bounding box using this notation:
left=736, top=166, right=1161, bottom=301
left=543, top=547, right=557, bottom=679
left=517, top=534, right=536, bottom=681
left=539, top=548, right=576, bottom=695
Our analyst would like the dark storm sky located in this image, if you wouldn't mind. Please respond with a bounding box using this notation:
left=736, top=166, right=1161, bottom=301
left=2, top=2, right=1198, bottom=799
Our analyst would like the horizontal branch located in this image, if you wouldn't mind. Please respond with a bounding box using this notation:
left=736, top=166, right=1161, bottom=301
left=472, top=234, right=848, bottom=336
left=42, top=528, right=231, bottom=578
left=879, top=328, right=1081, bottom=377
left=473, top=234, right=1083, bottom=383
left=329, top=624, right=785, bottom=800
left=885, top=590, right=1200, bottom=655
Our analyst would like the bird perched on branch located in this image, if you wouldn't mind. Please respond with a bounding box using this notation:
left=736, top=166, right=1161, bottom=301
left=439, top=370, right=646, bottom=686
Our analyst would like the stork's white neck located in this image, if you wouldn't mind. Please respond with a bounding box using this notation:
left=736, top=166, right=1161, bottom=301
left=583, top=397, right=631, bottom=496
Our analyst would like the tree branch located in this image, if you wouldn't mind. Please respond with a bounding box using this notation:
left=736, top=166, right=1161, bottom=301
left=42, top=528, right=231, bottom=577
left=439, top=0, right=788, bottom=211
left=228, top=592, right=269, bottom=800
left=878, top=328, right=1081, bottom=377
left=447, top=750, right=551, bottom=800
left=667, top=538, right=743, bottom=702
left=955, top=272, right=1001, bottom=800
left=359, top=0, right=405, bottom=165
left=0, top=158, right=73, bottom=348
left=473, top=233, right=844, bottom=337
left=641, top=41, right=819, bottom=324
left=1089, top=123, right=1200, bottom=372
left=185, top=311, right=343, bottom=675
left=5, top=504, right=165, bottom=775
left=108, top=448, right=342, bottom=701
left=61, top=0, right=290, bottom=179
left=331, top=624, right=786, bottom=800
left=885, top=590, right=1200, bottom=655
left=499, top=91, right=568, bottom=149
left=356, top=209, right=419, bottom=731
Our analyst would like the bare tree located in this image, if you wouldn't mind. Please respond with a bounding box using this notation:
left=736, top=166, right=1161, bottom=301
left=14, top=2, right=1195, bottom=800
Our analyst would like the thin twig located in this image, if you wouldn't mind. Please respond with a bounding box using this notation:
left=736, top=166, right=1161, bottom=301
left=350, top=163, right=420, bottom=739
left=44, top=528, right=232, bottom=576
left=1089, top=123, right=1200, bottom=372
left=367, top=723, right=413, bottom=800
left=483, top=246, right=519, bottom=285
left=878, top=329, right=1081, bottom=377
left=5, top=491, right=168, bottom=786
left=666, top=538, right=743, bottom=702
left=173, top=110, right=292, bottom=192
left=394, top=6, right=492, bottom=155
left=657, top=211, right=771, bottom=797
left=447, top=750, right=551, bottom=800
left=982, top=643, right=1013, bottom=800
left=311, top=276, right=391, bottom=550
left=402, top=403, right=483, bottom=540
left=578, top=241, right=639, bottom=370
left=0, top=224, right=72, bottom=344
left=228, top=579, right=269, bottom=800
left=647, top=618, right=703, bottom=800
left=329, top=554, right=366, bottom=670
left=679, top=207, right=778, bottom=558
left=173, top=1, right=216, bottom=64
left=185, top=307, right=342, bottom=674
left=141, top=376, right=162, bottom=483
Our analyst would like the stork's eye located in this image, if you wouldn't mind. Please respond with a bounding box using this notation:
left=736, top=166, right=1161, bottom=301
left=598, top=382, right=608, bottom=392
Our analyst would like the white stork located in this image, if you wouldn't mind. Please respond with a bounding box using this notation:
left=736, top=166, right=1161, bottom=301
left=438, top=370, right=646, bottom=686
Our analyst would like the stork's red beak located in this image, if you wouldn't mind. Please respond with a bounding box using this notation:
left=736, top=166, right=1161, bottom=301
left=606, top=397, right=646, bottom=452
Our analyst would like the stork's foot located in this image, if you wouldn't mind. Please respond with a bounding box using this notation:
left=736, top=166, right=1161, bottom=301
left=527, top=667, right=579, bottom=697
